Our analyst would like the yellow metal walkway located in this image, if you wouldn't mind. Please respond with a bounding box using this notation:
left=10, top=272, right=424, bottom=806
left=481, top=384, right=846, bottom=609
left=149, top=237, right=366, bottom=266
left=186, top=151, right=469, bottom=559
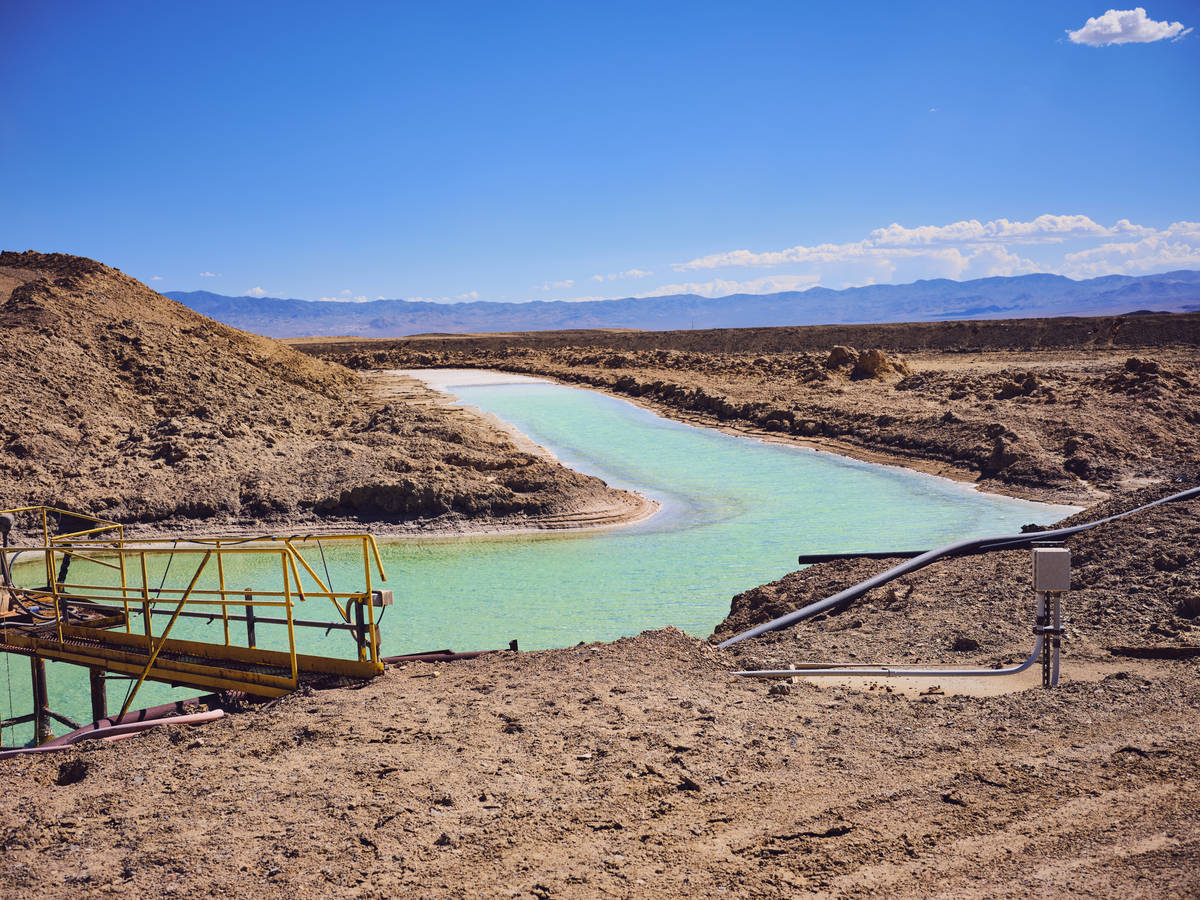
left=1, top=507, right=392, bottom=737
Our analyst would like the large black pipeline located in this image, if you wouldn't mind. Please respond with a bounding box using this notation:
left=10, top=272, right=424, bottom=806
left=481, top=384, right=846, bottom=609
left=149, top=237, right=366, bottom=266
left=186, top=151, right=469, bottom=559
left=718, top=483, right=1200, bottom=649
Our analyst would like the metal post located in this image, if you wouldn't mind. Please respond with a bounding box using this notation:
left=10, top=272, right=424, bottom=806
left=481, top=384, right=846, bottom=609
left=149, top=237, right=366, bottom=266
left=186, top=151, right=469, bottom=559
left=1050, top=591, right=1062, bottom=688
left=244, top=589, right=256, bottom=649
left=89, top=667, right=108, bottom=722
left=30, top=657, right=52, bottom=744
left=140, top=552, right=152, bottom=640
left=354, top=597, right=367, bottom=661
left=1038, top=590, right=1051, bottom=688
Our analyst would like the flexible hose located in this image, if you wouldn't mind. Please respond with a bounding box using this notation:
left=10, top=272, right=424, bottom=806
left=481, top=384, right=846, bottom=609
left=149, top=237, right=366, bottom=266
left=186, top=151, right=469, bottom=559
left=718, top=484, right=1200, bottom=649
left=41, top=696, right=206, bottom=747
left=0, top=709, right=225, bottom=760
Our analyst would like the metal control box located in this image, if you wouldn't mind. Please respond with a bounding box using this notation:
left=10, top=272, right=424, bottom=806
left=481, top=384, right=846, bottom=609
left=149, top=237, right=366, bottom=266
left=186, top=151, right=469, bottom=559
left=371, top=589, right=394, bottom=607
left=1032, top=547, right=1071, bottom=592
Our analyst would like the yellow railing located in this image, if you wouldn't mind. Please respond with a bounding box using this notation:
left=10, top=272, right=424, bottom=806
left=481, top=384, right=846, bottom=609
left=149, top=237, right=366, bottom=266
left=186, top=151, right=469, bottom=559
left=1, top=505, right=125, bottom=546
left=1, top=507, right=390, bottom=708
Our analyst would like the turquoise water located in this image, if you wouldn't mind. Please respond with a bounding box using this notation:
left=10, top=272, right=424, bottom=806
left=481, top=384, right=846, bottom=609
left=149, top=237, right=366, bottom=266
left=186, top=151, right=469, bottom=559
left=1, top=377, right=1074, bottom=745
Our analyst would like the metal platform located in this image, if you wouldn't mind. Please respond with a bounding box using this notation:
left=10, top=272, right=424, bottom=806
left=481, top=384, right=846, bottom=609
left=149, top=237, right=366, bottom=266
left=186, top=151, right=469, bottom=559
left=1, top=506, right=392, bottom=745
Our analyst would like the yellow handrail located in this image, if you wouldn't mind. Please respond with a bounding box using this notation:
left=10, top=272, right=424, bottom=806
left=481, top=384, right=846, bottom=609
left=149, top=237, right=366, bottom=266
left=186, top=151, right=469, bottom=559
left=1, top=506, right=390, bottom=693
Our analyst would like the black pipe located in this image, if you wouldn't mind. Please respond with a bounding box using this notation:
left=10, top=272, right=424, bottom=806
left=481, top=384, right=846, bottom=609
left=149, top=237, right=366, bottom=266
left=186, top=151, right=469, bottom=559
left=796, top=550, right=927, bottom=564
left=0, top=514, right=13, bottom=588
left=719, top=483, right=1200, bottom=648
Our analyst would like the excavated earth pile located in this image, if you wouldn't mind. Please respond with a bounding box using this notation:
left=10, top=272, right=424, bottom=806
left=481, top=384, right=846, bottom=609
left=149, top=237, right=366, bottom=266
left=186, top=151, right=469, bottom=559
left=307, top=333, right=1200, bottom=505
left=0, top=252, right=641, bottom=532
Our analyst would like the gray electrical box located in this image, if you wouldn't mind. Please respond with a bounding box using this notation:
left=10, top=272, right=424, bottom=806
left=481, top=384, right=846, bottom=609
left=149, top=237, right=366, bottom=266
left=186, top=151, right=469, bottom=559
left=1032, top=547, right=1071, bottom=592
left=371, top=589, right=394, bottom=607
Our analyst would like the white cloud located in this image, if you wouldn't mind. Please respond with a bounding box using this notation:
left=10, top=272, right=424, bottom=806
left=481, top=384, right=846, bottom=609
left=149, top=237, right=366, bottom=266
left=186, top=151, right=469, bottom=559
left=1164, top=220, right=1200, bottom=241
left=961, top=245, right=1042, bottom=278
left=676, top=240, right=872, bottom=271
left=630, top=214, right=1198, bottom=297
left=456, top=290, right=480, bottom=301
left=246, top=286, right=268, bottom=298
left=593, top=269, right=654, bottom=282
left=1068, top=7, right=1191, bottom=45
left=1061, top=233, right=1200, bottom=277
left=199, top=271, right=219, bottom=278
left=540, top=279, right=574, bottom=290
left=151, top=275, right=163, bottom=281
left=869, top=214, right=1114, bottom=247
left=675, top=215, right=1172, bottom=274
left=642, top=274, right=822, bottom=298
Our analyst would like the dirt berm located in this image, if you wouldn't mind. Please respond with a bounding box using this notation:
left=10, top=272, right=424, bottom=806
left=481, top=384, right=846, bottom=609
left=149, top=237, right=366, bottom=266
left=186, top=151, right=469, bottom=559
left=303, top=322, right=1200, bottom=505
left=0, top=252, right=642, bottom=533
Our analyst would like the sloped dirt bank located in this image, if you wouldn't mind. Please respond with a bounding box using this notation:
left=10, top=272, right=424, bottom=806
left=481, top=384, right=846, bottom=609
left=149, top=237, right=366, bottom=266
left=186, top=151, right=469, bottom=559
left=0, top=252, right=645, bottom=536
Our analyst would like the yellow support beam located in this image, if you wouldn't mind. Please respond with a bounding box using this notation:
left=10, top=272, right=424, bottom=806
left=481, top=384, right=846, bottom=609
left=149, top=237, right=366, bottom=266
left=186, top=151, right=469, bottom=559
left=116, top=551, right=213, bottom=720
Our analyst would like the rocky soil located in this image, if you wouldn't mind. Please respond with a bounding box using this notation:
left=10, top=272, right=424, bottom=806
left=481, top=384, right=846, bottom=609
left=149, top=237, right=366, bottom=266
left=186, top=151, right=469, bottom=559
left=305, top=326, right=1200, bottom=506
left=0, top=252, right=643, bottom=534
left=2, top=623, right=1199, bottom=896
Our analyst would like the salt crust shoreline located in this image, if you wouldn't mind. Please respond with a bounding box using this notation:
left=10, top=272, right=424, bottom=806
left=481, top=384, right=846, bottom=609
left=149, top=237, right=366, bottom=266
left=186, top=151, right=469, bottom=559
left=397, top=368, right=1083, bottom=529
left=118, top=367, right=1078, bottom=545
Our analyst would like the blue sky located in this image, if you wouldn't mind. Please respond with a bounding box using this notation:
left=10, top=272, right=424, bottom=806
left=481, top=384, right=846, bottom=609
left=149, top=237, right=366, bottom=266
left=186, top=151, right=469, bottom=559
left=2, top=2, right=1197, bottom=303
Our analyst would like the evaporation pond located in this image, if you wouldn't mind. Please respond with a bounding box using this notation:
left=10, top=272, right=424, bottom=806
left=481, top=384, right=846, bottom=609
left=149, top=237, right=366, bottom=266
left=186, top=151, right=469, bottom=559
left=375, top=374, right=1074, bottom=650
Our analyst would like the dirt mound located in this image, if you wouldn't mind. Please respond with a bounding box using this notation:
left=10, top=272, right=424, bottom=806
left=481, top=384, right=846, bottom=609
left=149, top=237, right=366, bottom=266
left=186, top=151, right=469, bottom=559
left=821, top=345, right=911, bottom=380
left=712, top=483, right=1200, bottom=668
left=0, top=252, right=640, bottom=530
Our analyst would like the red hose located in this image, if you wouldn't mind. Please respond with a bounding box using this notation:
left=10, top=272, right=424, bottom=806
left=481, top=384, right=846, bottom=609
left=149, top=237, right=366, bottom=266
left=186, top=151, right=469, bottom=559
left=41, top=696, right=205, bottom=747
left=0, top=710, right=224, bottom=759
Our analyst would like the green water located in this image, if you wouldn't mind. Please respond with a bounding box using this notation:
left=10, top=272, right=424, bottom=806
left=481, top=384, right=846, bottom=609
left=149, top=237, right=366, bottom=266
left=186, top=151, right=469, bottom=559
left=2, top=378, right=1075, bottom=746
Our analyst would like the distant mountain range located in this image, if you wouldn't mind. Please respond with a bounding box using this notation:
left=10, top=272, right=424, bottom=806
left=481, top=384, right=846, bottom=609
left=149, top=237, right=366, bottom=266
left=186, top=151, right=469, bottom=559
left=167, top=270, right=1200, bottom=339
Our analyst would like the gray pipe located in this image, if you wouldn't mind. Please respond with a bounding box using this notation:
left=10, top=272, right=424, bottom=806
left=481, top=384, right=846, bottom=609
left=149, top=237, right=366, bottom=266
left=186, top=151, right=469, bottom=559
left=718, top=483, right=1200, bottom=649
left=735, top=635, right=1044, bottom=680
